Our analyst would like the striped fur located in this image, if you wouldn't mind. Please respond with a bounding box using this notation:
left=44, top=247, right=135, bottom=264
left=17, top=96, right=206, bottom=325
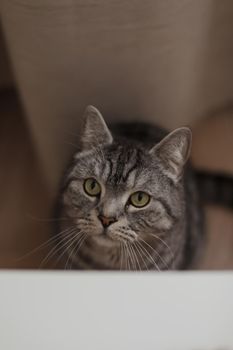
left=55, top=106, right=205, bottom=270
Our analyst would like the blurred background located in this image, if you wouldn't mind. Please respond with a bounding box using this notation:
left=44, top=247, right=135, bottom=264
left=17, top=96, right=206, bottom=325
left=0, top=0, right=233, bottom=269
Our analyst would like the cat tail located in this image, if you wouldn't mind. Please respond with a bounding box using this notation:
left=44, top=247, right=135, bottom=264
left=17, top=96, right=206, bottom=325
left=195, top=170, right=233, bottom=209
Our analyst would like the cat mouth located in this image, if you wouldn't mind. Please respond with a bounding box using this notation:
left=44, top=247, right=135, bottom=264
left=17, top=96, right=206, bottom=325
left=98, top=228, right=122, bottom=243
left=101, top=230, right=133, bottom=244
left=102, top=230, right=118, bottom=242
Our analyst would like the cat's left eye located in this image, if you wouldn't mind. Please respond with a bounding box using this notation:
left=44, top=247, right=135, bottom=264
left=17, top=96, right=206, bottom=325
left=83, top=178, right=101, bottom=197
left=129, top=191, right=150, bottom=208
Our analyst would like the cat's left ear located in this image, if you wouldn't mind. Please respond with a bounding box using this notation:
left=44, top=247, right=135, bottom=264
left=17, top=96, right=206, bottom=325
left=149, top=127, right=192, bottom=183
left=81, top=105, right=113, bottom=149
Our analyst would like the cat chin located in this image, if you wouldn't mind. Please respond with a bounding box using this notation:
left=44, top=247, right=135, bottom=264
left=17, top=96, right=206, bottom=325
left=91, top=234, right=119, bottom=248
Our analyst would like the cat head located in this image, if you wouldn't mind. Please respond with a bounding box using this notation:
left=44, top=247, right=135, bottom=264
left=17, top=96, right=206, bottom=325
left=61, top=106, right=192, bottom=269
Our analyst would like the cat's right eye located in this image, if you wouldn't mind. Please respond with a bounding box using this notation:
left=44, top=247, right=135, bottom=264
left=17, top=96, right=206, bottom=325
left=83, top=178, right=101, bottom=197
left=129, top=191, right=150, bottom=208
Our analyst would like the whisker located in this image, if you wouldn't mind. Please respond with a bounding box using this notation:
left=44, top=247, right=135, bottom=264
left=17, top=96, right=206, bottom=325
left=127, top=243, right=133, bottom=271
left=126, top=243, right=133, bottom=271
left=149, top=233, right=174, bottom=259
left=39, top=228, right=79, bottom=268
left=65, top=239, right=80, bottom=270
left=128, top=243, right=137, bottom=271
left=122, top=242, right=127, bottom=270
left=64, top=233, right=83, bottom=269
left=53, top=230, right=85, bottom=268
left=65, top=232, right=87, bottom=270
left=140, top=238, right=168, bottom=269
left=64, top=131, right=80, bottom=138
left=123, top=242, right=130, bottom=271
left=16, top=225, right=77, bottom=262
left=64, top=232, right=86, bottom=269
left=134, top=241, right=149, bottom=271
left=64, top=141, right=79, bottom=150
left=137, top=240, right=160, bottom=271
left=120, top=243, right=123, bottom=271
left=130, top=243, right=141, bottom=271
left=72, top=233, right=87, bottom=267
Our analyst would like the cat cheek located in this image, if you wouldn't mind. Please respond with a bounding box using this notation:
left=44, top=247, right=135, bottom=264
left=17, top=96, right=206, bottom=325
left=85, top=210, right=103, bottom=232
left=127, top=206, right=148, bottom=214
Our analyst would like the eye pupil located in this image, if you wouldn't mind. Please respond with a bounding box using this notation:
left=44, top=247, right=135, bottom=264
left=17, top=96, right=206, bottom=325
left=138, top=192, right=143, bottom=201
left=91, top=181, right=96, bottom=189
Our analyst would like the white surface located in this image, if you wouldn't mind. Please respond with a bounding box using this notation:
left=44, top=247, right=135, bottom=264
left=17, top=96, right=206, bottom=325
left=0, top=271, right=232, bottom=350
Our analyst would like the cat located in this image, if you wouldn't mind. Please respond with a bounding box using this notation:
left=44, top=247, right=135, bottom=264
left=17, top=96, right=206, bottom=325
left=54, top=105, right=232, bottom=270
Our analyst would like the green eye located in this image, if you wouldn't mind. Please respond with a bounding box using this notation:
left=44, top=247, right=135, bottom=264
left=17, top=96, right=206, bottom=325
left=84, top=178, right=101, bottom=196
left=130, top=191, right=150, bottom=208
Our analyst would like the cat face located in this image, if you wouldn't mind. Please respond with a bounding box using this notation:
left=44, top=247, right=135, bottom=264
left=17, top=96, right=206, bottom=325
left=60, top=106, right=192, bottom=270
left=64, top=145, right=175, bottom=241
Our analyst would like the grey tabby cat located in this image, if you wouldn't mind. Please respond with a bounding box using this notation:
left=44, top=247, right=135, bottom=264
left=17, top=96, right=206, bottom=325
left=55, top=105, right=207, bottom=270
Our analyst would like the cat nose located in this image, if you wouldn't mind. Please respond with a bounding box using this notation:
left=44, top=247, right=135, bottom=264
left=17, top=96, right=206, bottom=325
left=98, top=215, right=117, bottom=228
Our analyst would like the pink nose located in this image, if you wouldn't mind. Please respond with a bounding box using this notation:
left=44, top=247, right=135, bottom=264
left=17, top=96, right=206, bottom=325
left=98, top=215, right=116, bottom=228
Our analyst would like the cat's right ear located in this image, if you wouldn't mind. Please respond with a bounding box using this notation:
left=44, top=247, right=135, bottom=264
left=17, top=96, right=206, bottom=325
left=81, top=106, right=113, bottom=150
left=149, top=127, right=192, bottom=183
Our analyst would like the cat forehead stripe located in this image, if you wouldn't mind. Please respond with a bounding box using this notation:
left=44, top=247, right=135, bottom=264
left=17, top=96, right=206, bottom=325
left=105, top=146, right=141, bottom=185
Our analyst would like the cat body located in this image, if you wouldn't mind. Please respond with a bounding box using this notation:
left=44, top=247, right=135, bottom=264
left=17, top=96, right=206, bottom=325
left=55, top=106, right=204, bottom=270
